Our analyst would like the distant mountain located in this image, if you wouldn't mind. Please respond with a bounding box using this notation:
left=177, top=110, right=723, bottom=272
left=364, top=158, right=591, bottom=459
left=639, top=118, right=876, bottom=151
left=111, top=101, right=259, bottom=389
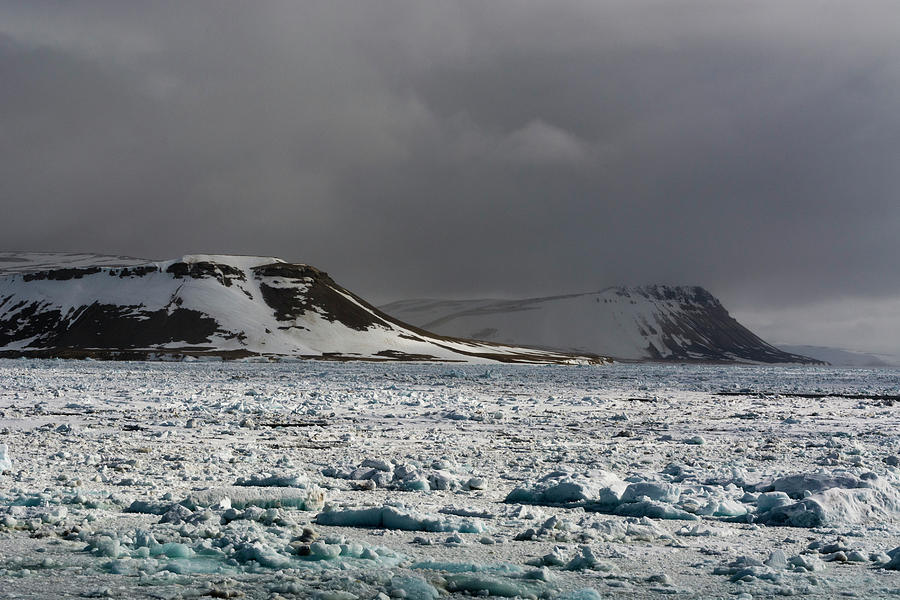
left=381, top=286, right=821, bottom=364
left=0, top=253, right=604, bottom=364
left=778, top=345, right=899, bottom=368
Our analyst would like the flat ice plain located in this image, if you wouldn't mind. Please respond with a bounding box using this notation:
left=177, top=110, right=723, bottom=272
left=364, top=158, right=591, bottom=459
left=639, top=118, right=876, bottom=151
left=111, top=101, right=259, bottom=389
left=2, top=360, right=900, bottom=599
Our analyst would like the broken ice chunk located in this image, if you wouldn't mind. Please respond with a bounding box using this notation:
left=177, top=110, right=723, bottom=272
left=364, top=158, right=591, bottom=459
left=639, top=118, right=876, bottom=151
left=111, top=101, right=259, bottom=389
left=315, top=505, right=487, bottom=533
left=620, top=482, right=681, bottom=504
left=565, top=545, right=614, bottom=572
left=234, top=473, right=308, bottom=487
left=0, top=444, right=11, bottom=472
left=389, top=576, right=439, bottom=600
left=505, top=470, right=625, bottom=506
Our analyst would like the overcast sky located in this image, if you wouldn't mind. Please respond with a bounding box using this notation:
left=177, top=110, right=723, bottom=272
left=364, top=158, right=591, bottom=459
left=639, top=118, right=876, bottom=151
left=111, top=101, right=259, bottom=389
left=1, top=1, right=898, bottom=355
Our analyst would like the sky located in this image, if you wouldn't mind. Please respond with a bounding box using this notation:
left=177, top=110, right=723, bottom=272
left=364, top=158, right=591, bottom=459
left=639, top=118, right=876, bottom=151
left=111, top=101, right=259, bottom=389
left=1, top=1, right=899, bottom=356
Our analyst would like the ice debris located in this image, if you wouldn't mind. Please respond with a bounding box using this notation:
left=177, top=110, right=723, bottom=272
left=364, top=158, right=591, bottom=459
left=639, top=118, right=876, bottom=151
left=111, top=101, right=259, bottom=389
left=508, top=468, right=900, bottom=529
left=883, top=546, right=900, bottom=570
left=0, top=444, right=11, bottom=472
left=506, top=470, right=625, bottom=506
left=316, top=505, right=487, bottom=533
left=80, top=520, right=404, bottom=576
left=442, top=574, right=546, bottom=598
left=410, top=562, right=552, bottom=598
left=564, top=545, right=614, bottom=572
left=389, top=575, right=440, bottom=600
left=234, top=473, right=308, bottom=487
left=556, top=589, right=603, bottom=600
left=126, top=485, right=325, bottom=515
left=322, top=458, right=482, bottom=491
left=713, top=555, right=783, bottom=584
left=506, top=471, right=699, bottom=521
left=754, top=471, right=900, bottom=527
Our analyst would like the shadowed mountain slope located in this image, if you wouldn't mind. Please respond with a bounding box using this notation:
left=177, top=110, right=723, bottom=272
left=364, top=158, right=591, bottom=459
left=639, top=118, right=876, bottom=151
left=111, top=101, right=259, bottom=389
left=382, top=286, right=820, bottom=364
left=0, top=253, right=605, bottom=364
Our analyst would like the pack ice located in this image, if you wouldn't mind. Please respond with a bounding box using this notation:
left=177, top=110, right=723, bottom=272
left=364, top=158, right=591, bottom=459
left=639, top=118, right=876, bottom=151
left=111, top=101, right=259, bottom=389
left=2, top=359, right=900, bottom=599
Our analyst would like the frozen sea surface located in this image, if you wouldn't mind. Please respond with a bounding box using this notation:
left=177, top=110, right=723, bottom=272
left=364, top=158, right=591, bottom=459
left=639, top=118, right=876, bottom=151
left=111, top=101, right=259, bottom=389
left=1, top=360, right=900, bottom=598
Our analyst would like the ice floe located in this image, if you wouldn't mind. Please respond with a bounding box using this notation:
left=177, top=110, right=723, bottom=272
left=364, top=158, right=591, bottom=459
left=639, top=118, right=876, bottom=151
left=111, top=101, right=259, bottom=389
left=3, top=360, right=900, bottom=598
left=316, top=504, right=487, bottom=533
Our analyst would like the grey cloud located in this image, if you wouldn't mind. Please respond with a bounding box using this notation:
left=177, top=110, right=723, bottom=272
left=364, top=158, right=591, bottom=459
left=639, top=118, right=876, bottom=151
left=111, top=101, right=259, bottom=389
left=0, top=1, right=898, bottom=351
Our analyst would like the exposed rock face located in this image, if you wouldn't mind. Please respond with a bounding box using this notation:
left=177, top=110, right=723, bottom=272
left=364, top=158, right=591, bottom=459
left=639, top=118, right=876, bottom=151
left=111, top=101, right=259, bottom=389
left=0, top=254, right=605, bottom=364
left=381, top=286, right=820, bottom=364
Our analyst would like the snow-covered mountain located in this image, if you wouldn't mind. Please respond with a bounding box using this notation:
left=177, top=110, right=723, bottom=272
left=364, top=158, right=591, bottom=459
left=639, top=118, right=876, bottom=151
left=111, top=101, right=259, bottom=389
left=0, top=253, right=604, bottom=363
left=381, top=286, right=820, bottom=363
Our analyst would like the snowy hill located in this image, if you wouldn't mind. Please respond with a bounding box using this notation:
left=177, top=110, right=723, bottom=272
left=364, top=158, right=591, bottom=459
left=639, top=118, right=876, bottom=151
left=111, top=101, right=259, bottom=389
left=0, top=254, right=604, bottom=363
left=382, top=286, right=820, bottom=363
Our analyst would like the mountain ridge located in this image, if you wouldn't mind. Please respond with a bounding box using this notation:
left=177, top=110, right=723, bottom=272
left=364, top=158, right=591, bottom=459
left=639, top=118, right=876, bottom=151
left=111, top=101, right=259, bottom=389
left=0, top=253, right=605, bottom=364
left=381, top=286, right=821, bottom=364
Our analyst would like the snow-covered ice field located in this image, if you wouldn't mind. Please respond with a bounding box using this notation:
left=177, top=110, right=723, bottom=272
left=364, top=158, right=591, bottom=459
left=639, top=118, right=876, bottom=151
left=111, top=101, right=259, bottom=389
left=2, top=360, right=900, bottom=599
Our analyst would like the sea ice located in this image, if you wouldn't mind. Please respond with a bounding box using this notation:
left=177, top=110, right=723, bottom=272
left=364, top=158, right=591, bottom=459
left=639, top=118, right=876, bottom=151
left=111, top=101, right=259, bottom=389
left=508, top=471, right=700, bottom=520
left=323, top=458, right=480, bottom=492
left=234, top=473, right=308, bottom=487
left=3, top=360, right=900, bottom=598
left=389, top=575, right=440, bottom=600
left=883, top=546, right=900, bottom=570
left=0, top=444, right=11, bottom=472
left=755, top=472, right=900, bottom=527
left=619, top=481, right=681, bottom=504
left=315, top=505, right=487, bottom=533
left=557, top=589, right=603, bottom=600
left=505, top=470, right=625, bottom=506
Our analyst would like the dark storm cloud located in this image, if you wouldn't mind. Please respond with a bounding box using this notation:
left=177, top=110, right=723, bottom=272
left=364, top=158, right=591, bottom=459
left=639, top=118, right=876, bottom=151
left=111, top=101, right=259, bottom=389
left=1, top=1, right=899, bottom=351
